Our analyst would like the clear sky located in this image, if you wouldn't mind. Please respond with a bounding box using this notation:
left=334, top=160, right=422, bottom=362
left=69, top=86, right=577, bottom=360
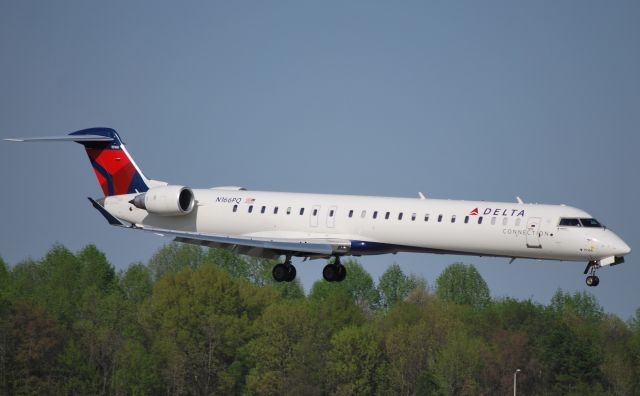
left=1, top=1, right=638, bottom=318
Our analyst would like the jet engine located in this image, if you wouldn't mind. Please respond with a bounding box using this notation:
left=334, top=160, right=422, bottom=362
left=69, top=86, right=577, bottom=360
left=130, top=185, right=195, bottom=216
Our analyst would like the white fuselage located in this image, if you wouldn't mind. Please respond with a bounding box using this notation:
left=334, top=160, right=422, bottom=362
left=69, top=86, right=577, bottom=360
left=103, top=188, right=630, bottom=263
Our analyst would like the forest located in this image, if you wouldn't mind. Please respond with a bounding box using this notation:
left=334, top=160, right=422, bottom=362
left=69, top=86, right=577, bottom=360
left=1, top=243, right=639, bottom=395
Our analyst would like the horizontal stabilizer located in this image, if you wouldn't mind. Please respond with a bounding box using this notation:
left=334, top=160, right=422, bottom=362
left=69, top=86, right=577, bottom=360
left=4, top=135, right=114, bottom=143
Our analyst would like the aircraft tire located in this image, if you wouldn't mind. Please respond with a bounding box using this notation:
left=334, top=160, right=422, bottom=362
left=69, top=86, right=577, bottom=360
left=586, top=275, right=600, bottom=287
left=285, top=265, right=297, bottom=282
left=336, top=264, right=347, bottom=282
left=272, top=264, right=288, bottom=282
left=323, top=264, right=338, bottom=282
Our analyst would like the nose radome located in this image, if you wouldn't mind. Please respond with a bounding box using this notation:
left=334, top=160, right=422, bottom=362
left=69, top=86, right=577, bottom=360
left=619, top=241, right=631, bottom=256
left=609, top=231, right=631, bottom=255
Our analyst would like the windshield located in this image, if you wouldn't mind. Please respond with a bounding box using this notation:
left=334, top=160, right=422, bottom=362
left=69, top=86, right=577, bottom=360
left=559, top=218, right=580, bottom=227
left=580, top=218, right=603, bottom=228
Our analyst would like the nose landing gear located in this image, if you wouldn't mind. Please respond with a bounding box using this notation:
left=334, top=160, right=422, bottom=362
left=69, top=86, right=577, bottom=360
left=584, top=261, right=600, bottom=287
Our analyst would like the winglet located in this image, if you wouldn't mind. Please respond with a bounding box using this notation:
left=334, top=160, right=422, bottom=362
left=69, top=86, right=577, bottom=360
left=88, top=197, right=127, bottom=226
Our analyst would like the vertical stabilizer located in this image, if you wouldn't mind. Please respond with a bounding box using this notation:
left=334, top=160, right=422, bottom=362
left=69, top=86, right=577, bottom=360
left=69, top=128, right=150, bottom=196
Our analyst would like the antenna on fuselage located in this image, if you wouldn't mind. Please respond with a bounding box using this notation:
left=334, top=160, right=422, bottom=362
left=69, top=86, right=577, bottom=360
left=418, top=192, right=427, bottom=200
left=516, top=196, right=524, bottom=204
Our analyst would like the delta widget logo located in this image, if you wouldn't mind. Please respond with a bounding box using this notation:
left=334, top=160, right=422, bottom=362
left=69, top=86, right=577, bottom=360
left=469, top=207, right=525, bottom=217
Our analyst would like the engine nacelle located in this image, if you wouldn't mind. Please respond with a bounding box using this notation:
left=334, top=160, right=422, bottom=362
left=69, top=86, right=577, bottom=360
left=130, top=185, right=195, bottom=216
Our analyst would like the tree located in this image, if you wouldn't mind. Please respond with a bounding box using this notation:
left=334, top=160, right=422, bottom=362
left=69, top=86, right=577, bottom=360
left=244, top=300, right=325, bottom=396
left=550, top=289, right=604, bottom=323
left=309, top=259, right=380, bottom=312
left=325, top=325, right=386, bottom=395
left=119, top=262, right=153, bottom=304
left=0, top=256, right=8, bottom=294
left=378, top=263, right=419, bottom=309
left=538, top=319, right=606, bottom=394
left=435, top=263, right=490, bottom=309
left=147, top=242, right=205, bottom=281
left=6, top=302, right=65, bottom=394
left=76, top=244, right=116, bottom=294
left=142, top=265, right=278, bottom=395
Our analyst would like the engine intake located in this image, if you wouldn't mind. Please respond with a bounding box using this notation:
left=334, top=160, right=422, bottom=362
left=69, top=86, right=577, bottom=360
left=130, top=185, right=195, bottom=216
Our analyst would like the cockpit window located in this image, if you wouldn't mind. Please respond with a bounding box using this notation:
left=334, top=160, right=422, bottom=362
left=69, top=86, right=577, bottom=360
left=559, top=218, right=580, bottom=227
left=580, top=218, right=603, bottom=228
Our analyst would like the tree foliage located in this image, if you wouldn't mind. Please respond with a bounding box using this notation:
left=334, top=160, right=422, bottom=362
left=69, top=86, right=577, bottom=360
left=435, top=262, right=491, bottom=309
left=1, top=244, right=638, bottom=395
left=378, top=263, right=419, bottom=309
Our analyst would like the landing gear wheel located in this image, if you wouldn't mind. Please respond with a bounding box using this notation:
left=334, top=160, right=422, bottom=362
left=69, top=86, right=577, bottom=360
left=323, top=264, right=338, bottom=282
left=323, top=257, right=347, bottom=282
left=586, top=275, right=600, bottom=287
left=272, top=264, right=288, bottom=282
left=336, top=264, right=346, bottom=282
left=285, top=265, right=297, bottom=282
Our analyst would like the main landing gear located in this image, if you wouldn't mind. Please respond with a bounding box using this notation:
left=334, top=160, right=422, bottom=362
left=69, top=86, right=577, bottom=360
left=584, top=261, right=600, bottom=287
left=272, top=255, right=296, bottom=282
left=271, top=256, right=348, bottom=283
left=322, top=256, right=347, bottom=282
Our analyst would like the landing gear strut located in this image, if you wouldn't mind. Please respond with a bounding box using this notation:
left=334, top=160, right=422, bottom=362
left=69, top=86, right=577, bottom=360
left=323, top=256, right=347, bottom=282
left=272, top=255, right=296, bottom=282
left=584, top=261, right=600, bottom=287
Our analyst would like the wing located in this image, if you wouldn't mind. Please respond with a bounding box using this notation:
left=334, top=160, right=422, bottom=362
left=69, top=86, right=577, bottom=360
left=139, top=226, right=350, bottom=259
left=89, top=198, right=350, bottom=259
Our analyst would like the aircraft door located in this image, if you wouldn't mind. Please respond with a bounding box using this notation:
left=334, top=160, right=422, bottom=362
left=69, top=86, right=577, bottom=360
left=526, top=217, right=542, bottom=248
left=327, top=206, right=337, bottom=228
left=310, top=205, right=321, bottom=227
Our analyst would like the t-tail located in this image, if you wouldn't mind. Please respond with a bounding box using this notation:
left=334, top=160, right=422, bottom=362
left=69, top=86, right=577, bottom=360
left=5, top=127, right=153, bottom=196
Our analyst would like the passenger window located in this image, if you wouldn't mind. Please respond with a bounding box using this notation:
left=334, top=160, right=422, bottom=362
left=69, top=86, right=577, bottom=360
left=424, top=214, right=430, bottom=222
left=248, top=205, right=253, bottom=213
left=233, top=204, right=238, bottom=213
left=438, top=214, right=443, bottom=222
left=451, top=215, right=456, bottom=223
left=385, top=212, right=390, bottom=220
left=398, top=212, right=403, bottom=220
left=373, top=211, right=378, bottom=219
left=491, top=217, right=497, bottom=225
left=502, top=217, right=508, bottom=226
left=515, top=218, right=521, bottom=226
left=274, top=206, right=279, bottom=214
left=261, top=206, right=266, bottom=214
left=361, top=210, right=366, bottom=218
left=349, top=210, right=354, bottom=218
left=329, top=209, right=335, bottom=217
left=411, top=213, right=416, bottom=221
left=300, top=208, right=305, bottom=215
left=464, top=216, right=469, bottom=224
left=286, top=207, right=292, bottom=215
left=312, top=208, right=318, bottom=216
left=478, top=216, right=483, bottom=224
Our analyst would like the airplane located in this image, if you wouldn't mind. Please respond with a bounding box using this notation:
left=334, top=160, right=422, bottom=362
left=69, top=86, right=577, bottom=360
left=6, top=127, right=631, bottom=287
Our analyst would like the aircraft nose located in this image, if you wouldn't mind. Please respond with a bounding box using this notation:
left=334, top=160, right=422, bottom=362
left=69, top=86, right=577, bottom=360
left=609, top=231, right=631, bottom=256
left=619, top=240, right=631, bottom=256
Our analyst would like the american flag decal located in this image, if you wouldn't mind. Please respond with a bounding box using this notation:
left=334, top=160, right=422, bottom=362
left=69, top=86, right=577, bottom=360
left=245, top=198, right=255, bottom=204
